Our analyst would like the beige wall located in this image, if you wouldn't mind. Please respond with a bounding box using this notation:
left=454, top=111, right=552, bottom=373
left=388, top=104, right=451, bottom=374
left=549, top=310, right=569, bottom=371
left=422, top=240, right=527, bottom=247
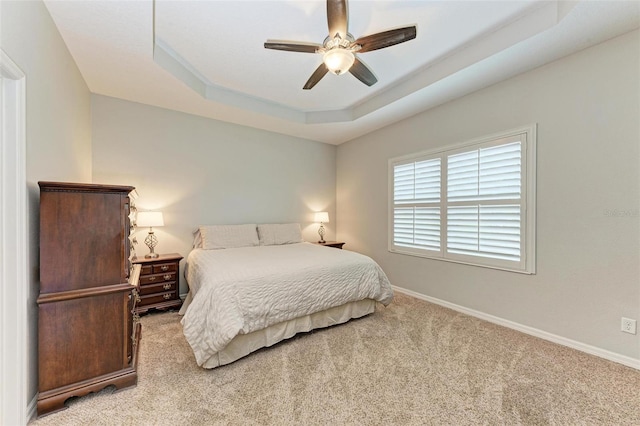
left=337, top=30, right=640, bottom=360
left=1, top=0, right=92, bottom=412
left=91, top=95, right=337, bottom=294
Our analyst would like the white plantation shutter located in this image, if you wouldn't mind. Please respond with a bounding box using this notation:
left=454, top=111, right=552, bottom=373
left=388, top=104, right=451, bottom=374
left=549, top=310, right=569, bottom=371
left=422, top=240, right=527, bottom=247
left=479, top=142, right=521, bottom=200
left=389, top=127, right=536, bottom=274
left=447, top=150, right=479, bottom=201
left=447, top=140, right=522, bottom=262
left=447, top=206, right=479, bottom=253
left=415, top=159, right=441, bottom=203
left=394, top=159, right=440, bottom=204
left=393, top=163, right=415, bottom=203
left=447, top=205, right=521, bottom=261
left=393, top=207, right=440, bottom=250
left=448, top=142, right=521, bottom=202
left=392, top=158, right=440, bottom=251
left=415, top=207, right=440, bottom=250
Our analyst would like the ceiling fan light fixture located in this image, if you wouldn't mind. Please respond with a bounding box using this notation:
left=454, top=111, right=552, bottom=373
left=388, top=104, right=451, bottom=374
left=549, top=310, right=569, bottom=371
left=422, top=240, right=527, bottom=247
left=323, top=48, right=355, bottom=75
left=264, top=0, right=416, bottom=89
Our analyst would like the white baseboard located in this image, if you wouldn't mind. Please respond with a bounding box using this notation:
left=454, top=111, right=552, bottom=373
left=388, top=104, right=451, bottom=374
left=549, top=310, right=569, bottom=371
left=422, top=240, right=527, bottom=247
left=27, top=394, right=37, bottom=422
left=392, top=285, right=640, bottom=370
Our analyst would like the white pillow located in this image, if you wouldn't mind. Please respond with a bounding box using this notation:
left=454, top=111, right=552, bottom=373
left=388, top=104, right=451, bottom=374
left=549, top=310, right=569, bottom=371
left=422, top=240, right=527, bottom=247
left=258, top=223, right=303, bottom=246
left=199, top=224, right=259, bottom=249
left=192, top=228, right=203, bottom=248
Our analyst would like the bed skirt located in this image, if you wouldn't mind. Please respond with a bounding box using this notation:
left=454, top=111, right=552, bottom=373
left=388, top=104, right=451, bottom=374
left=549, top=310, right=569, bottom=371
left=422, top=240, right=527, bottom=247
left=200, top=298, right=377, bottom=369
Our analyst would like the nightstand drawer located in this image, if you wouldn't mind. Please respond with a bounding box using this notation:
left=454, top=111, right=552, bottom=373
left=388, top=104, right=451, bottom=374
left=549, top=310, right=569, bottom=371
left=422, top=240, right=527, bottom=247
left=132, top=253, right=183, bottom=314
left=153, top=263, right=176, bottom=273
left=139, top=291, right=177, bottom=306
left=140, top=271, right=176, bottom=285
left=138, top=281, right=176, bottom=296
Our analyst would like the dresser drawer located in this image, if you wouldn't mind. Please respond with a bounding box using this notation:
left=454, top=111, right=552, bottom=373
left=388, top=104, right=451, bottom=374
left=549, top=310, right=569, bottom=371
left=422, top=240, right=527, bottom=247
left=153, top=263, right=176, bottom=273
left=140, top=271, right=176, bottom=286
left=139, top=291, right=178, bottom=306
left=140, top=265, right=153, bottom=275
left=138, top=280, right=176, bottom=296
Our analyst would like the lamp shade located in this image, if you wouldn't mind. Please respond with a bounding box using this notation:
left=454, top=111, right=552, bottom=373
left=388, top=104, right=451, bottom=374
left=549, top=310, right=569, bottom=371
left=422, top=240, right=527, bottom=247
left=137, top=211, right=164, bottom=227
left=314, top=212, right=329, bottom=223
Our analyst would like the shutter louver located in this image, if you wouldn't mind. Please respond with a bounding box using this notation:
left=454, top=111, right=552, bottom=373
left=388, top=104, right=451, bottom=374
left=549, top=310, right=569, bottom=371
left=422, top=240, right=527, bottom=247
left=393, top=207, right=415, bottom=246
left=448, top=151, right=479, bottom=201
left=447, top=206, right=479, bottom=253
left=479, top=142, right=521, bottom=200
left=415, top=159, right=441, bottom=203
left=415, top=208, right=440, bottom=250
left=394, top=163, right=415, bottom=204
left=479, top=205, right=521, bottom=260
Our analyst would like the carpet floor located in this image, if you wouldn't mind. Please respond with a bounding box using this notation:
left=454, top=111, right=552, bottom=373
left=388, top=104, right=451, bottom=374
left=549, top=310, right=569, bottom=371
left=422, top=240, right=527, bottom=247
left=31, top=292, right=640, bottom=425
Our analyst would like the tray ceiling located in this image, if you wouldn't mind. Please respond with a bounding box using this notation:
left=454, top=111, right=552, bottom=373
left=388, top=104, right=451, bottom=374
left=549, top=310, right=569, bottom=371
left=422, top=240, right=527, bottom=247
left=44, top=1, right=639, bottom=144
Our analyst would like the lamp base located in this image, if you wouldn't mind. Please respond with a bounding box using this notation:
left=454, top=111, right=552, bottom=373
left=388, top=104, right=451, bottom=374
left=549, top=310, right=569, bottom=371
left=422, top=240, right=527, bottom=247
left=144, top=230, right=159, bottom=259
left=317, top=223, right=326, bottom=244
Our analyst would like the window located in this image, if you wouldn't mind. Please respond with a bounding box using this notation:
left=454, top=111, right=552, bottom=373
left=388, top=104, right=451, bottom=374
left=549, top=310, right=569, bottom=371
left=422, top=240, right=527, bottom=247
left=388, top=126, right=536, bottom=274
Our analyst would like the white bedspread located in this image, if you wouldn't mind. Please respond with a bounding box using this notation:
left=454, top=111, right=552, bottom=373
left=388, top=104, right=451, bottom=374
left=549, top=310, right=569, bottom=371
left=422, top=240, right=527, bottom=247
left=181, top=242, right=393, bottom=366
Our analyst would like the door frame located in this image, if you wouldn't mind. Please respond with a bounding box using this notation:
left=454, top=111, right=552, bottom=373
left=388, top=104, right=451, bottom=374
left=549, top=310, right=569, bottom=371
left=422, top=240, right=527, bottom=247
left=1, top=48, right=28, bottom=425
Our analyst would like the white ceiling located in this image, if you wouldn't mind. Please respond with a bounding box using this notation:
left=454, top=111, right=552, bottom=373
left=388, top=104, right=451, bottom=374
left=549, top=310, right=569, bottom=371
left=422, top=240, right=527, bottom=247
left=44, top=0, right=639, bottom=145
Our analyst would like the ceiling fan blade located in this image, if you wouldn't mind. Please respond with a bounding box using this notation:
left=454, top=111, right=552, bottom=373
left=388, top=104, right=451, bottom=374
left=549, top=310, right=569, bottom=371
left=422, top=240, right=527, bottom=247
left=264, top=41, right=322, bottom=53
left=349, top=58, right=377, bottom=87
left=354, top=26, right=417, bottom=53
left=327, top=0, right=348, bottom=39
left=303, top=63, right=329, bottom=90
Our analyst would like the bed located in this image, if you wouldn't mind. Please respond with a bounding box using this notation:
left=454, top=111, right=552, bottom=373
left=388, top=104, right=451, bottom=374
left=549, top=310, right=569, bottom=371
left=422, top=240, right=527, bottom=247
left=179, top=223, right=393, bottom=368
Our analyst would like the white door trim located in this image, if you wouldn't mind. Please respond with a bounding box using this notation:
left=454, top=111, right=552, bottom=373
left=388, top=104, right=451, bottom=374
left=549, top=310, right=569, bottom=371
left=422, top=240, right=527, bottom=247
left=1, top=49, right=28, bottom=425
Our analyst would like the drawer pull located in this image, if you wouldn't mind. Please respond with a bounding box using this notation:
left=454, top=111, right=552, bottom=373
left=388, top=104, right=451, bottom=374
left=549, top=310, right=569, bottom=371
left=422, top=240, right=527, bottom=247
left=131, top=313, right=140, bottom=345
left=163, top=274, right=172, bottom=280
left=148, top=276, right=156, bottom=281
left=163, top=284, right=172, bottom=290
left=163, top=294, right=172, bottom=300
left=161, top=265, right=169, bottom=271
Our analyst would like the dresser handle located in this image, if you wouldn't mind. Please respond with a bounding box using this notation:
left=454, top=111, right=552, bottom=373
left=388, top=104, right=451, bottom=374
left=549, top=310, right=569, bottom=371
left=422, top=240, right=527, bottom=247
left=131, top=313, right=140, bottom=346
left=148, top=276, right=156, bottom=281
left=163, top=294, right=172, bottom=300
left=163, top=284, right=171, bottom=290
left=161, top=265, right=169, bottom=271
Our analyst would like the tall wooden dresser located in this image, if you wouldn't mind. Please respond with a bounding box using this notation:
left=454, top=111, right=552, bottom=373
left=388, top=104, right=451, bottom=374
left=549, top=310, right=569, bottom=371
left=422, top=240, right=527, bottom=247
left=37, top=182, right=142, bottom=417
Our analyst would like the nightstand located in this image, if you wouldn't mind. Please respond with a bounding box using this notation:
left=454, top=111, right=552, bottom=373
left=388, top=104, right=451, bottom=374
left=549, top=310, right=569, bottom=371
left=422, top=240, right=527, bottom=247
left=132, top=253, right=183, bottom=314
left=313, top=241, right=345, bottom=249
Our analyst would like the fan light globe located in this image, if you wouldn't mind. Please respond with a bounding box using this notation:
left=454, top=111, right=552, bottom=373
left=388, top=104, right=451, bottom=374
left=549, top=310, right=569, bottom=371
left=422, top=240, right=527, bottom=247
left=323, top=48, right=355, bottom=75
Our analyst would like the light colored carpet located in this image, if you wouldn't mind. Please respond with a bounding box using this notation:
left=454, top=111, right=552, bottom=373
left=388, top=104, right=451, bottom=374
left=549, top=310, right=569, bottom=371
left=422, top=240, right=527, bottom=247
left=31, top=293, right=640, bottom=425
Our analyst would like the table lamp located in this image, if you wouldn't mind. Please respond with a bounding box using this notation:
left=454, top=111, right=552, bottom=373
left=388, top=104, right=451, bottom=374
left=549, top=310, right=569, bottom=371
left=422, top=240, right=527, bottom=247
left=314, top=211, right=329, bottom=243
left=136, top=211, right=164, bottom=258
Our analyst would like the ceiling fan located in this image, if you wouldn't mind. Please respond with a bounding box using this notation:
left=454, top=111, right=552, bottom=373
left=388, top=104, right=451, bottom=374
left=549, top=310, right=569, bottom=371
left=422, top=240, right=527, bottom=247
left=264, top=0, right=417, bottom=90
